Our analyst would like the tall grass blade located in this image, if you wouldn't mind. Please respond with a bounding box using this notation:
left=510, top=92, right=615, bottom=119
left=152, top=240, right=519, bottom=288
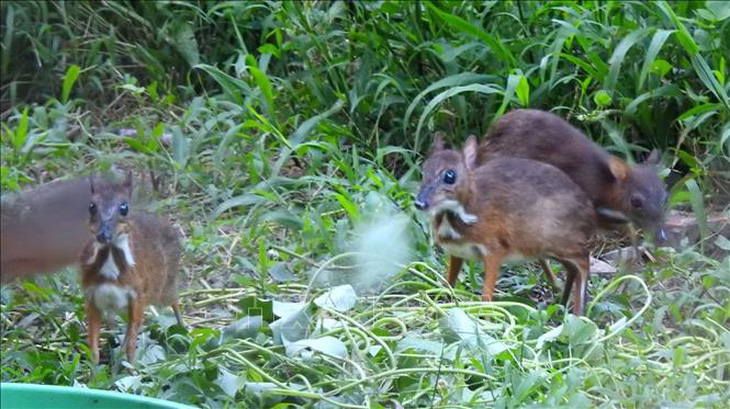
left=193, top=64, right=250, bottom=105
left=414, top=84, right=502, bottom=151
left=404, top=73, right=493, bottom=130
left=61, top=65, right=81, bottom=103
left=638, top=30, right=674, bottom=91
left=605, top=29, right=649, bottom=92
left=425, top=2, right=516, bottom=67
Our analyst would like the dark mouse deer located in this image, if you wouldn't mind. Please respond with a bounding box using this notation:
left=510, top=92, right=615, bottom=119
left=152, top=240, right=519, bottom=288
left=80, top=171, right=183, bottom=364
left=478, top=109, right=667, bottom=238
left=416, top=134, right=597, bottom=315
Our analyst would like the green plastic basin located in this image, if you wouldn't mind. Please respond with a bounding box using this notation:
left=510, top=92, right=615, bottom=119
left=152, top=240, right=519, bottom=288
left=0, top=383, right=196, bottom=409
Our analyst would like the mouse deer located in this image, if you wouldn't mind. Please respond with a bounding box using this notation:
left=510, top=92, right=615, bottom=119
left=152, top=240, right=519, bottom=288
left=2, top=178, right=91, bottom=282
left=416, top=134, right=597, bottom=315
left=80, top=171, right=183, bottom=364
left=478, top=109, right=667, bottom=238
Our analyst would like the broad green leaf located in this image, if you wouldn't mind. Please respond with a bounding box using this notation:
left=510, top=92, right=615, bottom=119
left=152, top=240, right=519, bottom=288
left=14, top=108, right=28, bottom=152
left=673, top=346, right=686, bottom=368
left=242, top=383, right=281, bottom=406
left=291, top=100, right=344, bottom=146
left=554, top=52, right=600, bottom=79
left=496, top=73, right=522, bottom=117
left=650, top=59, right=673, bottom=78
left=168, top=22, right=200, bottom=67
left=395, top=336, right=445, bottom=355
left=690, top=53, right=730, bottom=111
left=194, top=63, right=250, bottom=104
left=250, top=65, right=276, bottom=122
left=624, top=84, right=680, bottom=115
left=715, top=235, right=730, bottom=251
left=514, top=370, right=548, bottom=402
left=271, top=100, right=344, bottom=177
left=605, top=29, right=649, bottom=91
left=536, top=325, right=563, bottom=350
left=638, top=30, right=674, bottom=90
left=215, top=368, right=244, bottom=397
left=657, top=1, right=699, bottom=54
left=260, top=210, right=303, bottom=230
left=721, top=122, right=730, bottom=154
left=594, top=90, right=612, bottom=107
left=333, top=192, right=359, bottom=220
left=273, top=301, right=307, bottom=318
left=700, top=1, right=730, bottom=21
left=314, top=284, right=357, bottom=312
left=61, top=65, right=81, bottom=103
left=676, top=104, right=720, bottom=122
left=237, top=297, right=274, bottom=322
left=515, top=74, right=530, bottom=107
left=270, top=302, right=314, bottom=344
left=221, top=316, right=263, bottom=343
left=561, top=315, right=597, bottom=345
left=439, top=308, right=508, bottom=356
left=171, top=126, right=189, bottom=167
left=212, top=193, right=269, bottom=219
left=285, top=336, right=348, bottom=359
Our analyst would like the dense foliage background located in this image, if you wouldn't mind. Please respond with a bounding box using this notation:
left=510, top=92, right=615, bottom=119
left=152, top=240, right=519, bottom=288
left=1, top=1, right=728, bottom=408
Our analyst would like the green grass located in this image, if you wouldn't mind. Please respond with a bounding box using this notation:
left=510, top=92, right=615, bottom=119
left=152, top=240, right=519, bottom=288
left=1, top=1, right=729, bottom=408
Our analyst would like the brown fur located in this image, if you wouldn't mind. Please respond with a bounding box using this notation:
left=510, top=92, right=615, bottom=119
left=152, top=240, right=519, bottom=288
left=416, top=136, right=596, bottom=315
left=80, top=172, right=183, bottom=364
left=1, top=179, right=91, bottom=282
left=477, top=109, right=667, bottom=232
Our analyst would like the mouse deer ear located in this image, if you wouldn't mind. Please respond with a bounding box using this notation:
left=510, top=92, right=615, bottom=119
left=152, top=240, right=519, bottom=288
left=644, top=149, right=661, bottom=165
left=432, top=131, right=446, bottom=151
left=608, top=156, right=628, bottom=181
left=463, top=135, right=478, bottom=170
left=122, top=170, right=133, bottom=195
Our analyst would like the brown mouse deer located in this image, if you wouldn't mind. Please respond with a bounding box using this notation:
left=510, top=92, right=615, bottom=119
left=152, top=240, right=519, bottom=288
left=416, top=134, right=597, bottom=315
left=80, top=171, right=183, bottom=364
left=478, top=109, right=667, bottom=237
left=2, top=178, right=91, bottom=283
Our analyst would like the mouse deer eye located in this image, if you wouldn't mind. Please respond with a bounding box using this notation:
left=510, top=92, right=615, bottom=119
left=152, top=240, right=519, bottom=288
left=630, top=195, right=644, bottom=209
left=89, top=202, right=97, bottom=215
left=119, top=202, right=129, bottom=216
left=443, top=170, right=457, bottom=184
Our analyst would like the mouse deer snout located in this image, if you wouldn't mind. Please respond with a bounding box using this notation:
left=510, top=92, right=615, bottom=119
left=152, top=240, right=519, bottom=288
left=415, top=185, right=435, bottom=211
left=96, top=224, right=113, bottom=244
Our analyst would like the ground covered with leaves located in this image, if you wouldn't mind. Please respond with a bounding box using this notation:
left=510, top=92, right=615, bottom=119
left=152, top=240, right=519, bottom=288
left=1, top=1, right=729, bottom=408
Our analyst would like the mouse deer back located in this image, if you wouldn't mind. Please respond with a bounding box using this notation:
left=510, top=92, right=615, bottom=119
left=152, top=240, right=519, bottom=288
left=80, top=171, right=183, bottom=364
left=417, top=133, right=597, bottom=315
left=1, top=178, right=91, bottom=282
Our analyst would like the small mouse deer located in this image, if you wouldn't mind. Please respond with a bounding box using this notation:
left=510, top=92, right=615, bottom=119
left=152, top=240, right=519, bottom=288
left=2, top=178, right=90, bottom=283
left=416, top=134, right=597, bottom=315
left=478, top=109, right=667, bottom=237
left=80, top=171, right=183, bottom=364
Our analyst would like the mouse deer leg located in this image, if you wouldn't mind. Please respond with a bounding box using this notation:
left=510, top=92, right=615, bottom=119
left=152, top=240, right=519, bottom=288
left=558, top=256, right=590, bottom=315
left=446, top=256, right=464, bottom=287
left=86, top=300, right=102, bottom=364
left=123, top=297, right=144, bottom=364
left=481, top=253, right=504, bottom=302
left=539, top=259, right=560, bottom=291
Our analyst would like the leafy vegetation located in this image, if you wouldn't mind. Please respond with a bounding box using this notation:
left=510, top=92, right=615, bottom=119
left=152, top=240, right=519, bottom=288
left=1, top=1, right=728, bottom=408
